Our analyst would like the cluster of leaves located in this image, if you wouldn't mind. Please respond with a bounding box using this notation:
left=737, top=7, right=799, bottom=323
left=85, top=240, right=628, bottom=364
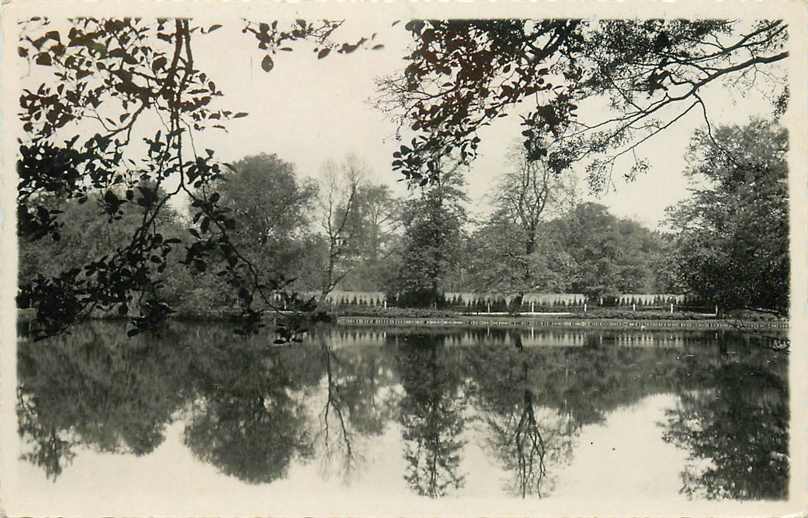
left=17, top=17, right=372, bottom=339
left=665, top=119, right=789, bottom=316
left=378, top=19, right=788, bottom=191
left=18, top=18, right=239, bottom=338
left=243, top=18, right=384, bottom=73
left=380, top=19, right=583, bottom=185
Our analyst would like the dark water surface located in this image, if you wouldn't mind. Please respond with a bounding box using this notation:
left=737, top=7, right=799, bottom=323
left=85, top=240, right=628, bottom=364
left=14, top=322, right=788, bottom=511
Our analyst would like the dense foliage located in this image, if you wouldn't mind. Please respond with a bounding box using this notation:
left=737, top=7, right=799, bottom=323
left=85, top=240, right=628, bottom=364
left=665, top=119, right=789, bottom=316
left=548, top=203, right=675, bottom=298
left=16, top=17, right=789, bottom=336
left=394, top=168, right=468, bottom=307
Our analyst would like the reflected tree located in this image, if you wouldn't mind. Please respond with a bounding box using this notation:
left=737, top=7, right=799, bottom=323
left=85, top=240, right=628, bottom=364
left=662, top=361, right=788, bottom=499
left=315, top=331, right=399, bottom=483
left=16, top=387, right=77, bottom=480
left=396, top=340, right=467, bottom=497
left=183, top=390, right=314, bottom=484
left=182, top=339, right=320, bottom=484
left=468, top=339, right=577, bottom=498
left=317, top=338, right=361, bottom=482
left=16, top=322, right=189, bottom=479
left=484, top=364, right=575, bottom=498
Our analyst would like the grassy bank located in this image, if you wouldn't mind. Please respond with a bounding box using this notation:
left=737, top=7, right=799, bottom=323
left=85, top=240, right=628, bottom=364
left=17, top=305, right=787, bottom=331
left=329, top=305, right=783, bottom=321
left=336, top=315, right=788, bottom=331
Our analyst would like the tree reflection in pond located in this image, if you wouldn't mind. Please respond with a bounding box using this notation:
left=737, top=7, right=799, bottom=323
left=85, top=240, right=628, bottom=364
left=467, top=335, right=577, bottom=498
left=314, top=330, right=398, bottom=483
left=17, top=323, right=189, bottom=479
left=181, top=332, right=324, bottom=484
left=661, top=358, right=789, bottom=500
left=182, top=365, right=316, bottom=484
left=16, top=323, right=788, bottom=501
left=396, top=337, right=467, bottom=497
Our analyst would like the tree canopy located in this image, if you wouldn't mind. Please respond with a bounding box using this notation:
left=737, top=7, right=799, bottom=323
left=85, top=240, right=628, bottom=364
left=395, top=167, right=468, bottom=307
left=545, top=203, right=672, bottom=298
left=665, top=119, right=788, bottom=315
left=377, top=19, right=788, bottom=189
left=15, top=16, right=790, bottom=336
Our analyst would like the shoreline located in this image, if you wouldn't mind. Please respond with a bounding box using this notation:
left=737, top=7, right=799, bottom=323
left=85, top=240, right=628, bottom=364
left=335, top=315, right=788, bottom=331
left=17, top=307, right=788, bottom=331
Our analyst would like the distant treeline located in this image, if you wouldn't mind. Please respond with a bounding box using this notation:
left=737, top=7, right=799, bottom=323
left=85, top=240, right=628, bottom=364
left=19, top=120, right=788, bottom=321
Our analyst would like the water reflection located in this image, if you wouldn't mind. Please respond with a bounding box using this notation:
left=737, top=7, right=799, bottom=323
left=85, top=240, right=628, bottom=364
left=17, top=323, right=788, bottom=500
left=396, top=335, right=467, bottom=497
left=661, top=362, right=789, bottom=499
left=181, top=340, right=318, bottom=484
left=17, top=324, right=189, bottom=478
left=314, top=330, right=398, bottom=482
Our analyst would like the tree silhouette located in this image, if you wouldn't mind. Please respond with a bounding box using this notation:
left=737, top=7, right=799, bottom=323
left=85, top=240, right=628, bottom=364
left=661, top=361, right=788, bottom=500
left=17, top=17, right=380, bottom=338
left=377, top=20, right=788, bottom=189
left=396, top=340, right=467, bottom=497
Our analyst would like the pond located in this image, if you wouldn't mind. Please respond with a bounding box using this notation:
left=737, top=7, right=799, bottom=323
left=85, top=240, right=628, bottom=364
left=12, top=321, right=788, bottom=513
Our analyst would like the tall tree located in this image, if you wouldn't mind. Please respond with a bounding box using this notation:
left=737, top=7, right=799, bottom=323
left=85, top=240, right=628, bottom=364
left=466, top=214, right=576, bottom=295
left=215, top=153, right=318, bottom=284
left=665, top=119, right=788, bottom=315
left=315, top=154, right=367, bottom=303
left=495, top=143, right=577, bottom=257
left=16, top=17, right=380, bottom=337
left=338, top=183, right=403, bottom=291
left=467, top=143, right=578, bottom=295
left=395, top=165, right=468, bottom=307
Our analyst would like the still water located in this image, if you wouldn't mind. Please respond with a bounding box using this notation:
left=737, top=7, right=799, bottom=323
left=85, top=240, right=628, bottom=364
left=13, top=322, right=788, bottom=512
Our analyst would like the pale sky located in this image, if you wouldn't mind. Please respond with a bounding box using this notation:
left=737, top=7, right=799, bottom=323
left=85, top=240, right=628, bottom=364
left=22, top=17, right=782, bottom=230
left=185, top=19, right=779, bottom=230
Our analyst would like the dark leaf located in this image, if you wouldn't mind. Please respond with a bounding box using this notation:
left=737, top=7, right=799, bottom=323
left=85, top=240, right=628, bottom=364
left=152, top=56, right=167, bottom=71
left=261, top=54, right=274, bottom=73
left=35, top=53, right=52, bottom=66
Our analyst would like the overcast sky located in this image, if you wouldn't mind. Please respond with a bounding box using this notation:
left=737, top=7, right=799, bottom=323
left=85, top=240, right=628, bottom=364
left=23, top=17, right=781, bottom=230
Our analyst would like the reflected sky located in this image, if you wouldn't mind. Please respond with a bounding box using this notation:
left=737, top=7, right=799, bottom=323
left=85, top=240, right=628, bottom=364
left=13, top=322, right=788, bottom=513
